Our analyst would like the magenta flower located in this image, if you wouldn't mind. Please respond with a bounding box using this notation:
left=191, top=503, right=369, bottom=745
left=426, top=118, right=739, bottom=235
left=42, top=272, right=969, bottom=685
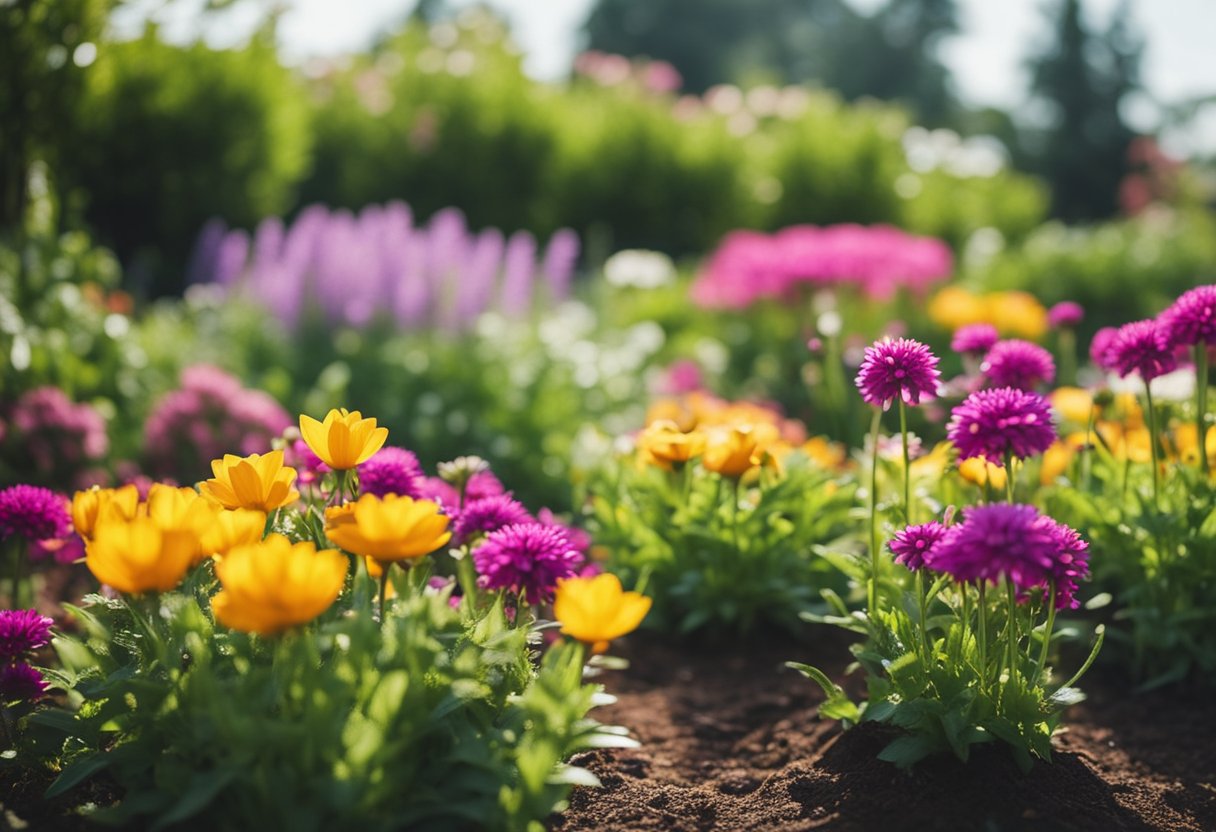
left=951, top=324, right=999, bottom=356
left=0, top=610, right=54, bottom=659
left=1089, top=327, right=1119, bottom=372
left=1157, top=285, right=1216, bottom=348
left=417, top=471, right=505, bottom=511
left=0, top=485, right=71, bottom=543
left=6, top=387, right=108, bottom=487
left=453, top=495, right=534, bottom=543
left=948, top=387, right=1056, bottom=464
left=1107, top=319, right=1179, bottom=382
left=1047, top=301, right=1084, bottom=328
left=925, top=504, right=1077, bottom=595
left=285, top=438, right=329, bottom=488
left=854, top=338, right=941, bottom=410
left=0, top=662, right=48, bottom=702
left=981, top=340, right=1056, bottom=391
left=1041, top=518, right=1091, bottom=610
left=358, top=447, right=424, bottom=499
left=472, top=523, right=583, bottom=604
left=888, top=522, right=947, bottom=571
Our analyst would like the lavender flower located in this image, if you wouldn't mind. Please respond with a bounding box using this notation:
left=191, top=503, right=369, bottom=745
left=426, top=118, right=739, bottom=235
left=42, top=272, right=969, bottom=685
left=888, top=522, right=947, bottom=571
left=472, top=523, right=583, bottom=604
left=854, top=338, right=941, bottom=410
left=453, top=495, right=533, bottom=543
left=1108, top=319, right=1179, bottom=382
left=981, top=340, right=1056, bottom=391
left=1157, top=285, right=1216, bottom=348
left=951, top=324, right=999, bottom=356
left=0, top=610, right=53, bottom=659
left=1047, top=302, right=1084, bottom=328
left=0, top=485, right=71, bottom=543
left=0, top=662, right=48, bottom=702
left=947, top=387, right=1056, bottom=464
left=358, top=447, right=424, bottom=499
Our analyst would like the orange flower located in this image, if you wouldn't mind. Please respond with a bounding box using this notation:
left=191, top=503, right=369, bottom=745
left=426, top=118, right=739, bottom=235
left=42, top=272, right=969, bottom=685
left=211, top=535, right=347, bottom=635
left=299, top=408, right=388, bottom=470
left=324, top=494, right=451, bottom=564
left=637, top=420, right=706, bottom=469
left=554, top=573, right=651, bottom=655
left=702, top=423, right=779, bottom=478
left=200, top=450, right=300, bottom=512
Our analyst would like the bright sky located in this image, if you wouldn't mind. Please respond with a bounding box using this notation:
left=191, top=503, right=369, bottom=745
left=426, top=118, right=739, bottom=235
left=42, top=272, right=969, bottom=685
left=115, top=0, right=1216, bottom=154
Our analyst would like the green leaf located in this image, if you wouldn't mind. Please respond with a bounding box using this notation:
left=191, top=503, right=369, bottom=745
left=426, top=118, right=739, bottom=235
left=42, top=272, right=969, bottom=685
left=877, top=733, right=939, bottom=769
left=150, top=768, right=239, bottom=831
left=45, top=753, right=112, bottom=798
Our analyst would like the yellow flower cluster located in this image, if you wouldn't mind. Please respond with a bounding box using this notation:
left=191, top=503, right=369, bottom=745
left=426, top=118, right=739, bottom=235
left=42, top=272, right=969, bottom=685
left=928, top=286, right=1048, bottom=340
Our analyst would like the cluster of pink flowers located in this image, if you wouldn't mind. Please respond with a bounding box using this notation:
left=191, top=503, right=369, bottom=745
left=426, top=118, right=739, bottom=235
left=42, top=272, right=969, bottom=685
left=144, top=365, right=292, bottom=481
left=0, top=609, right=51, bottom=703
left=690, top=224, right=953, bottom=309
left=190, top=203, right=580, bottom=331
left=1089, top=285, right=1216, bottom=382
left=573, top=51, right=682, bottom=94
left=1, top=387, right=108, bottom=488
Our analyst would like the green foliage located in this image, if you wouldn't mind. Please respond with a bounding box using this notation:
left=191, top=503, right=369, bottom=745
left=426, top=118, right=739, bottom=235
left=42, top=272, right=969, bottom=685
left=586, top=452, right=857, bottom=633
left=62, top=29, right=311, bottom=295
left=31, top=581, right=617, bottom=830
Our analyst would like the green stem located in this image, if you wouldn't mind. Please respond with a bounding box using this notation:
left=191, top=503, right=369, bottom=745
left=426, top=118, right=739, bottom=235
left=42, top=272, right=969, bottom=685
left=1003, top=451, right=1015, bottom=504
left=730, top=478, right=741, bottom=557
left=916, top=569, right=929, bottom=662
left=1059, top=329, right=1077, bottom=387
left=378, top=564, right=391, bottom=623
left=977, top=582, right=989, bottom=694
left=899, top=399, right=911, bottom=524
left=1145, top=382, right=1160, bottom=507
left=1034, top=584, right=1058, bottom=685
left=1197, top=344, right=1210, bottom=476
left=1002, top=580, right=1018, bottom=706
left=867, top=408, right=883, bottom=617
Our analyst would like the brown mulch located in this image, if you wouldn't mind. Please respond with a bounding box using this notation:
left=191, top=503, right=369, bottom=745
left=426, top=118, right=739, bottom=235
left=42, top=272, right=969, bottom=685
left=551, top=630, right=1216, bottom=832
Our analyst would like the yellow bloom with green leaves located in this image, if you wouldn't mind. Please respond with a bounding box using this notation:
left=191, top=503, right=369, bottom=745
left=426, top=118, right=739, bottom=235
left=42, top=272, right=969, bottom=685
left=71, top=484, right=141, bottom=540
left=299, top=408, right=389, bottom=470
left=211, top=534, right=347, bottom=635
left=325, top=494, right=451, bottom=564
left=200, top=450, right=299, bottom=512
left=86, top=516, right=196, bottom=594
left=554, top=573, right=652, bottom=654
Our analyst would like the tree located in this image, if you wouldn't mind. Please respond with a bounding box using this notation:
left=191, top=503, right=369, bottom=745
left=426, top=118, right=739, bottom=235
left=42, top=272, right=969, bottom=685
left=1025, top=0, right=1142, bottom=221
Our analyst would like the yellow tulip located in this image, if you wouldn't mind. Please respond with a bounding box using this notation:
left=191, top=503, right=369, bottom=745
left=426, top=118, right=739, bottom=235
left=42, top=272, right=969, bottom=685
left=299, top=408, right=389, bottom=470
left=200, top=508, right=267, bottom=558
left=637, top=420, right=706, bottom=470
left=1050, top=387, right=1098, bottom=426
left=200, top=450, right=300, bottom=512
left=71, top=484, right=140, bottom=540
left=211, top=535, right=347, bottom=635
left=554, top=573, right=652, bottom=654
left=325, top=494, right=451, bottom=564
left=702, top=423, right=779, bottom=478
left=86, top=516, right=196, bottom=594
left=957, top=456, right=1008, bottom=490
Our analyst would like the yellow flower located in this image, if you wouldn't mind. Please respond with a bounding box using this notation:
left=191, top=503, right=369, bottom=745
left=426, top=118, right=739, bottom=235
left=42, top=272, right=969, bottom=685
left=299, top=408, right=389, bottom=470
left=146, top=484, right=221, bottom=565
left=637, top=420, right=706, bottom=470
left=211, top=535, right=347, bottom=635
left=646, top=399, right=697, bottom=432
left=71, top=484, right=140, bottom=540
left=1040, top=441, right=1074, bottom=485
left=1051, top=387, right=1098, bottom=426
left=200, top=450, right=300, bottom=512
left=957, top=456, right=1007, bottom=490
left=929, top=286, right=987, bottom=331
left=200, top=508, right=267, bottom=558
left=554, top=573, right=652, bottom=654
left=802, top=436, right=848, bottom=471
left=987, top=291, right=1048, bottom=340
left=702, top=423, right=779, bottom=478
left=86, top=516, right=196, bottom=594
left=325, top=494, right=451, bottom=564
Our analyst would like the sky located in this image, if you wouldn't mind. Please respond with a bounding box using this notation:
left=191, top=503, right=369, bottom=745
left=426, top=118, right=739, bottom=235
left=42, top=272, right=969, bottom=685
left=115, top=0, right=1216, bottom=154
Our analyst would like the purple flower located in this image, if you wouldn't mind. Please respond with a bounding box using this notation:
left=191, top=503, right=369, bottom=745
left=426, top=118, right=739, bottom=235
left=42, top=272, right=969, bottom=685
left=0, top=662, right=49, bottom=702
left=453, top=495, right=533, bottom=543
left=1047, top=302, right=1084, bottom=328
left=1157, top=285, right=1216, bottom=348
left=0, top=610, right=54, bottom=659
left=1089, top=327, right=1119, bottom=372
left=286, top=438, right=329, bottom=487
left=951, top=324, right=999, bottom=356
left=1041, top=519, right=1091, bottom=610
left=472, top=523, right=582, bottom=604
left=417, top=471, right=505, bottom=511
left=947, top=387, right=1056, bottom=464
left=1107, top=319, right=1179, bottom=382
left=888, top=522, right=947, bottom=571
left=980, top=340, right=1056, bottom=391
left=358, top=447, right=424, bottom=499
left=926, top=504, right=1065, bottom=592
left=854, top=338, right=942, bottom=410
left=0, top=485, right=71, bottom=543
left=6, top=387, right=108, bottom=486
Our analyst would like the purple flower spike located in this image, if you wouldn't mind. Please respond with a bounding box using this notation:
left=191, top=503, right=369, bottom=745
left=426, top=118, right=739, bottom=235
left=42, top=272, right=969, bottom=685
left=1108, top=319, right=1179, bottom=382
left=0, top=610, right=54, bottom=659
left=888, top=522, right=947, bottom=571
left=854, top=338, right=942, bottom=410
left=981, top=340, right=1056, bottom=391
left=0, top=485, right=71, bottom=543
left=947, top=387, right=1056, bottom=464
left=472, top=523, right=583, bottom=604
left=0, top=662, right=49, bottom=702
left=1158, top=285, right=1216, bottom=348
left=1047, top=301, right=1084, bottom=328
left=951, top=324, right=999, bottom=356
